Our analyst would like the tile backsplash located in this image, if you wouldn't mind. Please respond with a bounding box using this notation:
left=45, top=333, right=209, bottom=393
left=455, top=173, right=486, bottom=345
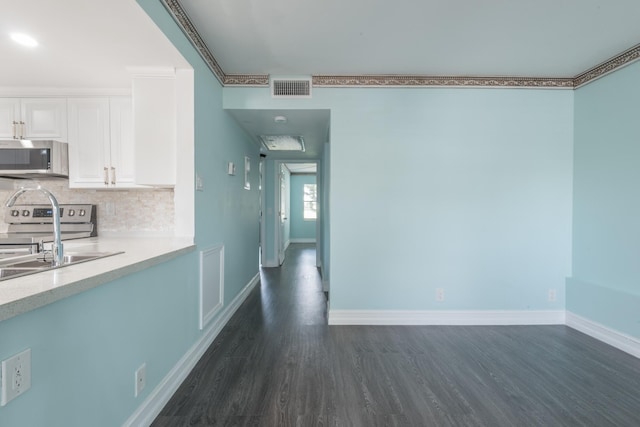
left=0, top=179, right=174, bottom=235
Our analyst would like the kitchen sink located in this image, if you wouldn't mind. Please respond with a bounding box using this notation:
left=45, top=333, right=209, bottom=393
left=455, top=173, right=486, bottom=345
left=0, top=268, right=44, bottom=279
left=0, top=251, right=124, bottom=281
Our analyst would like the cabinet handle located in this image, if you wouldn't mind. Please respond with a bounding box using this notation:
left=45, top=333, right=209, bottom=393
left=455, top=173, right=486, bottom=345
left=19, top=121, right=25, bottom=139
left=103, top=167, right=109, bottom=185
left=111, top=167, right=116, bottom=185
left=12, top=121, right=17, bottom=139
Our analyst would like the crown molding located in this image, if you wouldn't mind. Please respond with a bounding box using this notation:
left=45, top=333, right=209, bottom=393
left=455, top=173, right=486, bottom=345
left=161, top=0, right=226, bottom=85
left=312, top=75, right=574, bottom=88
left=223, top=74, right=270, bottom=86
left=573, top=43, right=640, bottom=88
left=163, top=0, right=639, bottom=90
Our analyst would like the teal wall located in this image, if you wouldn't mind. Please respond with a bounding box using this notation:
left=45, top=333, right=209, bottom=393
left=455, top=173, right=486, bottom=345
left=320, top=143, right=331, bottom=284
left=569, top=60, right=640, bottom=338
left=290, top=174, right=317, bottom=240
left=225, top=86, right=574, bottom=311
left=0, top=0, right=260, bottom=425
left=0, top=256, right=198, bottom=426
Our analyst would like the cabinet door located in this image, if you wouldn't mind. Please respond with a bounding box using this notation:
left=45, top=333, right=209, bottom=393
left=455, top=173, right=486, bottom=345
left=109, top=97, right=138, bottom=187
left=67, top=98, right=110, bottom=188
left=133, top=77, right=176, bottom=186
left=20, top=98, right=68, bottom=141
left=0, top=99, right=21, bottom=139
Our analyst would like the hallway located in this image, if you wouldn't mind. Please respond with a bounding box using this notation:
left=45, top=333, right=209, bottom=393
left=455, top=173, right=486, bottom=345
left=153, top=244, right=640, bottom=426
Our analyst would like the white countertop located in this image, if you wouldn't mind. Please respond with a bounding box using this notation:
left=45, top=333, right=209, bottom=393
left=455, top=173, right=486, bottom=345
left=0, top=236, right=195, bottom=322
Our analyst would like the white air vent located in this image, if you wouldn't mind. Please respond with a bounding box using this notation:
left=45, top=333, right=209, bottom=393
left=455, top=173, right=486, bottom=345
left=271, top=78, right=312, bottom=98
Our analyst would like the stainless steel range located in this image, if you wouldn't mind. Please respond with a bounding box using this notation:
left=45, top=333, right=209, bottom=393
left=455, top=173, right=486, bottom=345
left=0, top=204, right=97, bottom=256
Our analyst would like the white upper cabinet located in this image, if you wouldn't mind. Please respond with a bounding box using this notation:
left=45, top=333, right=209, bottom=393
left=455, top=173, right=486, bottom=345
left=109, top=97, right=136, bottom=187
left=67, top=98, right=110, bottom=188
left=67, top=97, right=142, bottom=189
left=0, top=98, right=67, bottom=141
left=132, top=74, right=176, bottom=187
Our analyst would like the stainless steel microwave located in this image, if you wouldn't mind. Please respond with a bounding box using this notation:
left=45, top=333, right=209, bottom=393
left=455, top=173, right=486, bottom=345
left=0, top=140, right=69, bottom=178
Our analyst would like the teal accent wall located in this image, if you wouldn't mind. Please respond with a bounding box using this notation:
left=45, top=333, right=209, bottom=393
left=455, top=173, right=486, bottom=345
left=290, top=174, right=317, bottom=240
left=569, top=60, right=640, bottom=338
left=224, top=87, right=574, bottom=311
left=0, top=0, right=260, bottom=425
left=320, top=143, right=331, bottom=284
left=0, top=256, right=198, bottom=427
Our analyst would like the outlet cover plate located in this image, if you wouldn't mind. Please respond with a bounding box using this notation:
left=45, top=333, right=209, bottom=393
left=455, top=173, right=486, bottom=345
left=1, top=348, right=31, bottom=406
left=135, top=363, right=146, bottom=397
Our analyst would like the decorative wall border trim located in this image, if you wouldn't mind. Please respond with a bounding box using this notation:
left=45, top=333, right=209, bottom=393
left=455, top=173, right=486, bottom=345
left=123, top=273, right=261, bottom=427
left=312, top=75, right=574, bottom=88
left=573, top=43, right=640, bottom=88
left=224, top=74, right=270, bottom=86
left=328, top=309, right=565, bottom=326
left=163, top=0, right=639, bottom=89
left=161, top=0, right=226, bottom=85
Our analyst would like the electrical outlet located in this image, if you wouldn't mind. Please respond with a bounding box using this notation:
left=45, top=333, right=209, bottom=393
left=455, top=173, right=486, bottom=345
left=436, top=288, right=445, bottom=302
left=135, top=363, right=146, bottom=397
left=548, top=289, right=557, bottom=302
left=1, top=349, right=32, bottom=406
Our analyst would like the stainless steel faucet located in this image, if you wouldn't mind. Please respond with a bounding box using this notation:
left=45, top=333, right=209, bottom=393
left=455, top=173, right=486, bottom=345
left=6, top=185, right=64, bottom=266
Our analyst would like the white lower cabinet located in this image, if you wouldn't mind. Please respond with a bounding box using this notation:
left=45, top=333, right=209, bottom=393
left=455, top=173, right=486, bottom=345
left=67, top=97, right=142, bottom=188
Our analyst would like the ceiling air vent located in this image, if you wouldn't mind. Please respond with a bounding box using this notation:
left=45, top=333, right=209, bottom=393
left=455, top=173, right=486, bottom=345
left=271, top=78, right=312, bottom=98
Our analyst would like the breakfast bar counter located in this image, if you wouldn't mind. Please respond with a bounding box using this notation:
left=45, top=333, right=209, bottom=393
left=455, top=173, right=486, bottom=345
left=0, top=236, right=195, bottom=322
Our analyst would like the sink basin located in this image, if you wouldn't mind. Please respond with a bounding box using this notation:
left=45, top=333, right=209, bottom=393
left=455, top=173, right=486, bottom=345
left=0, top=251, right=124, bottom=281
left=0, top=267, right=44, bottom=279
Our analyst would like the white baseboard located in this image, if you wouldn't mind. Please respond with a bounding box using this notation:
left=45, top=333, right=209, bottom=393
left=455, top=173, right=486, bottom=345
left=566, top=311, right=640, bottom=359
left=328, top=309, right=565, bottom=326
left=290, top=238, right=316, bottom=243
left=123, top=273, right=260, bottom=427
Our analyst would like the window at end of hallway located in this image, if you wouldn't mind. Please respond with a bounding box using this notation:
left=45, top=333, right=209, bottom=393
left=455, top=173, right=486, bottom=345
left=303, top=184, right=317, bottom=220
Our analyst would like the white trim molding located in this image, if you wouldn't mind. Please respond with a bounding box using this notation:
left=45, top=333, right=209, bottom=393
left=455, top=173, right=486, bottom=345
left=199, top=245, right=224, bottom=330
left=290, top=238, right=316, bottom=243
left=566, top=311, right=640, bottom=359
left=124, top=273, right=260, bottom=427
left=328, top=309, right=565, bottom=326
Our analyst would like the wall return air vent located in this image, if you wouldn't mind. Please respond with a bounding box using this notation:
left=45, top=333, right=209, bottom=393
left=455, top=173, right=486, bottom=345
left=271, top=78, right=312, bottom=98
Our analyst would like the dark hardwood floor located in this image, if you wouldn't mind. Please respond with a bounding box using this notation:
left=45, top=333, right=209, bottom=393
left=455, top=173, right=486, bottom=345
left=153, top=244, right=640, bottom=426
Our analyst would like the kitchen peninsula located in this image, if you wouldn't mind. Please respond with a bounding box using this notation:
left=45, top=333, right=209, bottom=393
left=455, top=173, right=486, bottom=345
left=0, top=236, right=194, bottom=322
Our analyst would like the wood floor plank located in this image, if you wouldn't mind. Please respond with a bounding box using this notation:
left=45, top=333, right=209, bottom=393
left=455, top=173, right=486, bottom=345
left=153, top=244, right=640, bottom=427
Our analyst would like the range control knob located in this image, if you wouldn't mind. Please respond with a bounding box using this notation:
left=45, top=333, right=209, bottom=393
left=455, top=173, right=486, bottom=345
left=79, top=209, right=86, bottom=217
left=68, top=209, right=76, bottom=217
left=22, top=210, right=30, bottom=217
left=11, top=210, right=20, bottom=217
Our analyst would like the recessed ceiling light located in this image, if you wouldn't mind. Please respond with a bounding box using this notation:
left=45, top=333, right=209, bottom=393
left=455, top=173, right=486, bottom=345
left=259, top=135, right=305, bottom=152
left=274, top=115, right=287, bottom=123
left=10, top=33, right=38, bottom=48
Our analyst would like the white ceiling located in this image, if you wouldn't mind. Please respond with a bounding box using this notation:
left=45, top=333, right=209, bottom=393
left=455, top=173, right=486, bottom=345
left=227, top=109, right=330, bottom=160
left=5, top=1, right=640, bottom=162
left=0, top=0, right=189, bottom=90
left=180, top=0, right=640, bottom=77
left=285, top=163, right=317, bottom=174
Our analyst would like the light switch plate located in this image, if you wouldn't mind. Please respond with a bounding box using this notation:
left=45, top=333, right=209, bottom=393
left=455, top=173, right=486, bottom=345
left=1, top=348, right=32, bottom=406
